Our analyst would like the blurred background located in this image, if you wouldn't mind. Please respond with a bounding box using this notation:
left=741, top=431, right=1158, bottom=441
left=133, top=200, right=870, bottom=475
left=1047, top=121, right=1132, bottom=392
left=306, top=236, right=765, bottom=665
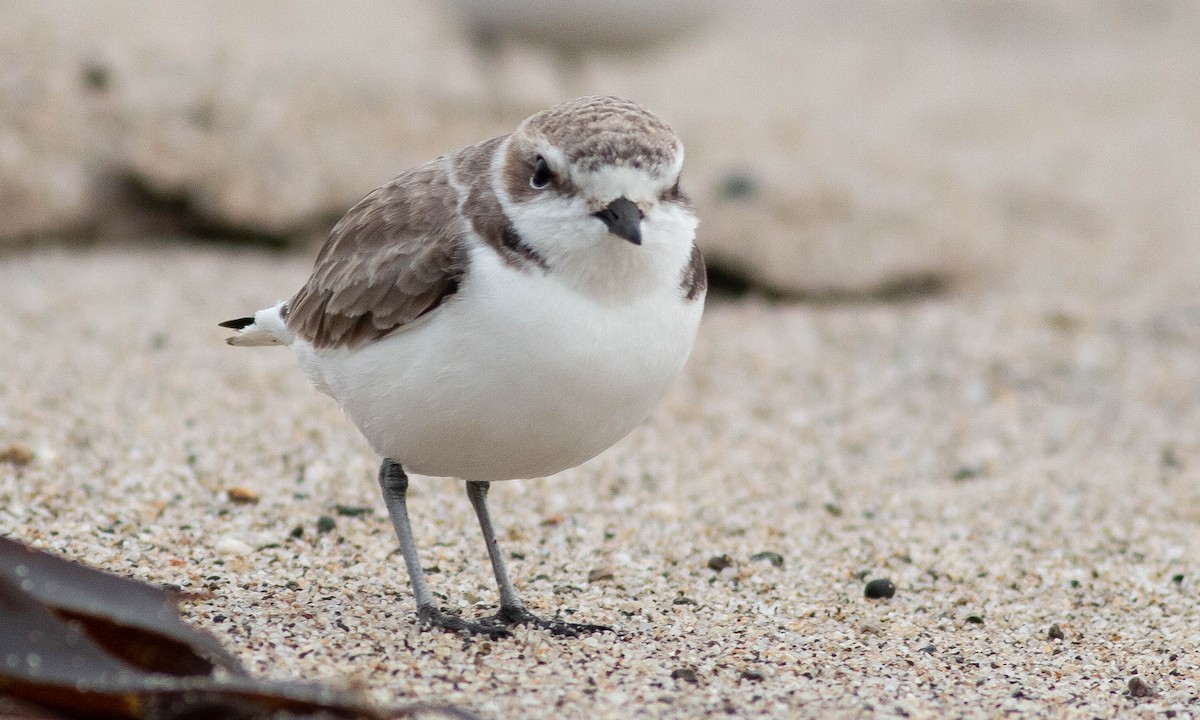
left=2, top=0, right=1198, bottom=298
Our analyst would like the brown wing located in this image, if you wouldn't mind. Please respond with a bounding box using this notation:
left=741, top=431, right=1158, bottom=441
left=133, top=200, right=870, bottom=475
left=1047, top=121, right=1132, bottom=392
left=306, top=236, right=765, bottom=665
left=287, top=158, right=468, bottom=350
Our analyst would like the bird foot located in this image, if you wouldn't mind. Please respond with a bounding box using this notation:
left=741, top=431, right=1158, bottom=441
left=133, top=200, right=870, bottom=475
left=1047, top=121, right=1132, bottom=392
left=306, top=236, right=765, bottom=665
left=417, top=605, right=511, bottom=639
left=492, top=605, right=612, bottom=637
left=416, top=604, right=610, bottom=638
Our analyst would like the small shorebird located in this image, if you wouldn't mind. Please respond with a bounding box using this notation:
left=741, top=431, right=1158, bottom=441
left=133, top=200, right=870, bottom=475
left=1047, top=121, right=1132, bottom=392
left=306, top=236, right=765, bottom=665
left=222, top=96, right=706, bottom=637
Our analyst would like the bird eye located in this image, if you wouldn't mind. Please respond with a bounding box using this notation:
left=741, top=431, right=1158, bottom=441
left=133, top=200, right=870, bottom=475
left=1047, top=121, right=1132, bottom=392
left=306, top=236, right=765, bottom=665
left=530, top=156, right=553, bottom=189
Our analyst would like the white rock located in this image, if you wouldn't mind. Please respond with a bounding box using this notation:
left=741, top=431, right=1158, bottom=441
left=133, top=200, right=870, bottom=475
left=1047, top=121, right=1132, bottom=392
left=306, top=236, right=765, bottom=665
left=214, top=537, right=253, bottom=557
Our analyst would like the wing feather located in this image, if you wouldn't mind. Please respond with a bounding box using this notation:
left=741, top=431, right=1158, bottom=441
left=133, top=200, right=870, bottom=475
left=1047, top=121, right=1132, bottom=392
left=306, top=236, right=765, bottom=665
left=287, top=156, right=471, bottom=350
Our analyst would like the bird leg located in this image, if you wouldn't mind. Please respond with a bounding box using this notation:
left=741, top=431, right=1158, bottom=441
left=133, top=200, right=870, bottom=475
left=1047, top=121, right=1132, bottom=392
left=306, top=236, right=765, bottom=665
left=377, top=458, right=508, bottom=638
left=377, top=459, right=609, bottom=637
left=465, top=480, right=610, bottom=637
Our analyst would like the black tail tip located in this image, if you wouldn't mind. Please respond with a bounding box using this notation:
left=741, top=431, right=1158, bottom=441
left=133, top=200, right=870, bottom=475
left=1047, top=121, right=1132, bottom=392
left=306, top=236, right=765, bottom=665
left=219, top=316, right=255, bottom=330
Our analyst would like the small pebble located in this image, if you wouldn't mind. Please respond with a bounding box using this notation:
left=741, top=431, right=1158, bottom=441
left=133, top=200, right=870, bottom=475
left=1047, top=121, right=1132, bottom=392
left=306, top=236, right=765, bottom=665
left=1160, top=445, right=1183, bottom=469
left=864, top=578, right=896, bottom=599
left=80, top=62, right=111, bottom=91
left=965, top=615, right=985, bottom=625
left=671, top=667, right=699, bottom=685
left=289, top=525, right=304, bottom=539
left=717, top=172, right=758, bottom=201
left=0, top=443, right=34, bottom=466
left=707, top=554, right=733, bottom=572
left=741, top=669, right=765, bottom=682
left=316, top=515, right=336, bottom=534
left=952, top=465, right=985, bottom=481
left=334, top=504, right=369, bottom=517
left=1127, top=676, right=1153, bottom=698
left=540, top=513, right=565, bottom=526
left=587, top=566, right=614, bottom=583
left=1048, top=624, right=1065, bottom=641
left=749, top=551, right=784, bottom=568
left=214, top=537, right=252, bottom=556
left=227, top=486, right=260, bottom=504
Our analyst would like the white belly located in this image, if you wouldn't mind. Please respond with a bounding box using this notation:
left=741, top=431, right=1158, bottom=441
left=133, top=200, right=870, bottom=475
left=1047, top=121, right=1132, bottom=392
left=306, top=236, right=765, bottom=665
left=293, top=249, right=703, bottom=480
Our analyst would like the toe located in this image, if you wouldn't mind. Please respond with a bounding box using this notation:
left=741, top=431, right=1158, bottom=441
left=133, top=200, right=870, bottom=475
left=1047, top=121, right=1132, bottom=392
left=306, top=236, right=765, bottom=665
left=496, top=606, right=612, bottom=636
left=417, top=605, right=511, bottom=639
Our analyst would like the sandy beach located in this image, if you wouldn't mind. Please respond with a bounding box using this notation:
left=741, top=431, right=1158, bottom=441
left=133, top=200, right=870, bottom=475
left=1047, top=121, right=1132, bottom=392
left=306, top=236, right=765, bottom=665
left=3, top=243, right=1198, bottom=718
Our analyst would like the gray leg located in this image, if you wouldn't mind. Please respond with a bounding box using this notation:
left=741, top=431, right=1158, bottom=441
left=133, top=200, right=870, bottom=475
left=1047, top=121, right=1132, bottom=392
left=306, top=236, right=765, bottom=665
left=377, top=459, right=507, bottom=638
left=465, top=480, right=611, bottom=637
left=465, top=481, right=523, bottom=611
left=377, top=459, right=434, bottom=608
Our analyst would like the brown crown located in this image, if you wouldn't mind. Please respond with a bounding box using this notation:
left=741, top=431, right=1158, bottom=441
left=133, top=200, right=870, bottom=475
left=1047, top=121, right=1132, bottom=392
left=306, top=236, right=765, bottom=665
left=519, top=96, right=680, bottom=172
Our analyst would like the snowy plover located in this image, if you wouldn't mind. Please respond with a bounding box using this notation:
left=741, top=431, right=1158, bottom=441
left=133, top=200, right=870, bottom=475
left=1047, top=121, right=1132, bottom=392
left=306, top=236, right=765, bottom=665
left=222, top=96, right=706, bottom=637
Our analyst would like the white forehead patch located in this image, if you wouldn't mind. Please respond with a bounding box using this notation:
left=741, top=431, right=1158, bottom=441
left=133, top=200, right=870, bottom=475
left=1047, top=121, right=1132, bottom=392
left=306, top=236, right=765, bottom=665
left=571, top=163, right=677, bottom=205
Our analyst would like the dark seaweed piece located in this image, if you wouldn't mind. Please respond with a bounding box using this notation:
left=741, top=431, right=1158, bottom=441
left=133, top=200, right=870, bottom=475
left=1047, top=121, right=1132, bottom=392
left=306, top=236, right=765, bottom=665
left=0, top=537, right=478, bottom=720
left=0, top=537, right=244, bottom=676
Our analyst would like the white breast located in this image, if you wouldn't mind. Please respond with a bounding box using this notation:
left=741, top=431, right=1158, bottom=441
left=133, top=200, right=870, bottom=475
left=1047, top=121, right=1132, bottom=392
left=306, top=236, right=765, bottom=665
left=293, top=243, right=703, bottom=481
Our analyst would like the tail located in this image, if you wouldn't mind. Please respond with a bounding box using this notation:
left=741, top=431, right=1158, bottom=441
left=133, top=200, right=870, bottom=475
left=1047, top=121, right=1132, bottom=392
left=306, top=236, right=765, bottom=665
left=220, top=301, right=292, bottom=346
